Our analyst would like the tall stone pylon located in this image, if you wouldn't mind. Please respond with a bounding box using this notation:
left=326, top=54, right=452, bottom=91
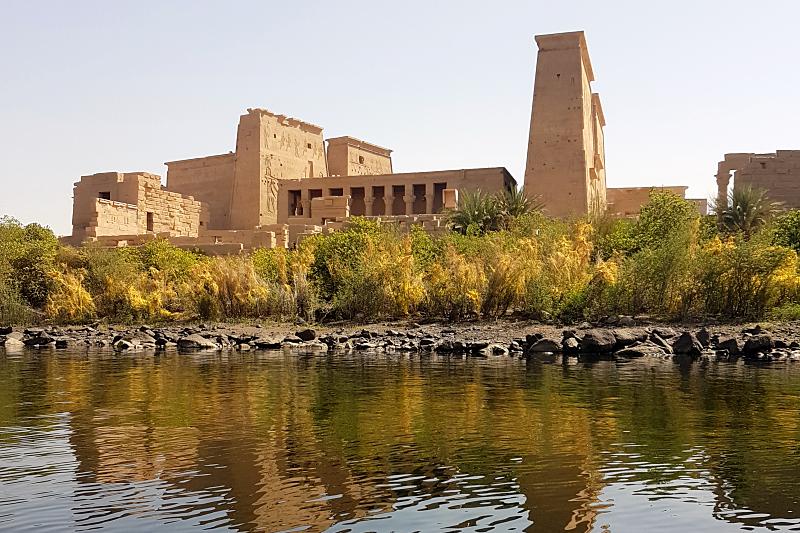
left=524, top=31, right=607, bottom=218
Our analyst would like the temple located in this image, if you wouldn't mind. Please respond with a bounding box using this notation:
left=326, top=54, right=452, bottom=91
left=715, top=151, right=800, bottom=209
left=66, top=108, right=514, bottom=252
left=66, top=30, right=712, bottom=253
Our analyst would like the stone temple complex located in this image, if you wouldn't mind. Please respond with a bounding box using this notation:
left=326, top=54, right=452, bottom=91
left=66, top=30, right=711, bottom=253
left=715, top=151, right=800, bottom=209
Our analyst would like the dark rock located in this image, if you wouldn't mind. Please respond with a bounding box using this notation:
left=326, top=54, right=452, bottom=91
left=177, top=334, right=219, bottom=350
left=562, top=337, right=580, bottom=354
left=580, top=329, right=616, bottom=353
left=696, top=328, right=711, bottom=348
left=577, top=321, right=593, bottom=330
left=23, top=332, right=54, bottom=346
left=491, top=344, right=509, bottom=356
left=113, top=338, right=136, bottom=350
left=743, top=324, right=763, bottom=335
left=672, top=332, right=703, bottom=356
left=54, top=337, right=70, bottom=349
left=508, top=340, right=524, bottom=353
left=529, top=338, right=562, bottom=353
left=254, top=337, right=282, bottom=349
left=295, top=328, right=316, bottom=341
left=617, top=316, right=636, bottom=327
left=613, top=328, right=648, bottom=349
left=353, top=340, right=376, bottom=350
left=469, top=341, right=490, bottom=353
left=774, top=339, right=789, bottom=349
left=282, top=335, right=302, bottom=344
left=615, top=343, right=665, bottom=358
left=525, top=333, right=544, bottom=346
left=652, top=327, right=678, bottom=339
left=716, top=337, right=740, bottom=356
left=0, top=326, right=12, bottom=335
left=435, top=339, right=455, bottom=352
left=742, top=334, right=773, bottom=357
left=649, top=332, right=673, bottom=354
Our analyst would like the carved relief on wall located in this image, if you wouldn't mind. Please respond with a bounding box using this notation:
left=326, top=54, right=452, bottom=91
left=263, top=176, right=279, bottom=216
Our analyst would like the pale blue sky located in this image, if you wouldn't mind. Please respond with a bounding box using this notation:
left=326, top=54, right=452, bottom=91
left=2, top=0, right=798, bottom=235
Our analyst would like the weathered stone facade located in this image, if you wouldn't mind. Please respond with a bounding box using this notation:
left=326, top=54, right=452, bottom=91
left=70, top=172, right=208, bottom=243
left=608, top=186, right=708, bottom=217
left=68, top=108, right=514, bottom=251
left=524, top=31, right=607, bottom=219
left=716, top=151, right=800, bottom=209
left=67, top=29, right=726, bottom=253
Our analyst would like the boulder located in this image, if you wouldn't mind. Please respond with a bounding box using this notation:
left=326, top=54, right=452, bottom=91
left=3, top=332, right=24, bottom=348
left=177, top=334, right=219, bottom=350
left=615, top=343, right=665, bottom=358
left=613, top=328, right=648, bottom=349
left=672, top=332, right=703, bottom=356
left=580, top=329, right=616, bottom=353
left=695, top=328, right=711, bottom=348
left=652, top=327, right=678, bottom=339
left=0, top=326, right=12, bottom=335
left=562, top=337, right=580, bottom=354
left=617, top=316, right=636, bottom=327
left=295, top=328, right=316, bottom=341
left=528, top=338, right=562, bottom=353
left=716, top=337, right=740, bottom=356
left=254, top=337, right=282, bottom=349
left=742, top=334, right=774, bottom=357
left=649, top=332, right=673, bottom=354
left=23, top=332, right=54, bottom=346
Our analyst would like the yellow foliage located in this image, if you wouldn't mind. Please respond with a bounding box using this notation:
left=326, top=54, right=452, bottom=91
left=45, top=269, right=96, bottom=322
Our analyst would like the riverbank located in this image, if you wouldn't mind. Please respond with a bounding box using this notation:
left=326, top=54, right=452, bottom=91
left=3, top=318, right=800, bottom=362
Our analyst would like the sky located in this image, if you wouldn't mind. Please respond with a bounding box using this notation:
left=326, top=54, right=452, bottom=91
left=1, top=0, right=799, bottom=235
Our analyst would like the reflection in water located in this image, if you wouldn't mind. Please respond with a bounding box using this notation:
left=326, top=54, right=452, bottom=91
left=0, top=349, right=799, bottom=531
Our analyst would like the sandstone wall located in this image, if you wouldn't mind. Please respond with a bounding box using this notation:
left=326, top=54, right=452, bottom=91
left=524, top=31, right=606, bottom=218
left=85, top=200, right=140, bottom=238
left=734, top=151, right=800, bottom=208
left=327, top=137, right=392, bottom=176
left=165, top=153, right=235, bottom=230
left=606, top=186, right=688, bottom=217
left=230, top=109, right=329, bottom=229
left=72, top=172, right=141, bottom=239
left=137, top=177, right=208, bottom=237
left=277, top=167, right=515, bottom=224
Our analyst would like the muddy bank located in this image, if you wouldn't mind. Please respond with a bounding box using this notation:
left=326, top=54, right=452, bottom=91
left=4, top=317, right=800, bottom=362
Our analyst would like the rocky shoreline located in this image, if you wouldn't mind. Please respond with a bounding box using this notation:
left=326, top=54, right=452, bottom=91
left=3, top=318, right=800, bottom=362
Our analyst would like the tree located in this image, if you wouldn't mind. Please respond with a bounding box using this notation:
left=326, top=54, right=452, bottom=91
left=497, top=187, right=543, bottom=220
left=772, top=209, right=800, bottom=253
left=446, top=190, right=502, bottom=235
left=718, top=185, right=781, bottom=238
left=448, top=188, right=544, bottom=235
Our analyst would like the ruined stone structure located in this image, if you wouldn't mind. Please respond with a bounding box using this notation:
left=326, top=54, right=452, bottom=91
left=715, top=151, right=800, bottom=209
left=70, top=172, right=208, bottom=243
left=68, top=108, right=514, bottom=251
left=608, top=186, right=708, bottom=217
left=524, top=31, right=607, bottom=218
left=66, top=29, right=718, bottom=253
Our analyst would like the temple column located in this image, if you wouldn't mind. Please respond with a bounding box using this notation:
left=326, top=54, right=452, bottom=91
left=403, top=194, right=414, bottom=215
left=715, top=167, right=730, bottom=211
left=300, top=190, right=311, bottom=218
left=365, top=188, right=374, bottom=216
left=425, top=183, right=434, bottom=214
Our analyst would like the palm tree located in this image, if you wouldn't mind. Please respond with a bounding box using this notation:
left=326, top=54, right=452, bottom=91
left=718, top=185, right=782, bottom=238
left=446, top=190, right=501, bottom=235
left=497, top=187, right=543, bottom=219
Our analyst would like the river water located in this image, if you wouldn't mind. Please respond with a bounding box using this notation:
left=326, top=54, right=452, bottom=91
left=1, top=346, right=799, bottom=532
